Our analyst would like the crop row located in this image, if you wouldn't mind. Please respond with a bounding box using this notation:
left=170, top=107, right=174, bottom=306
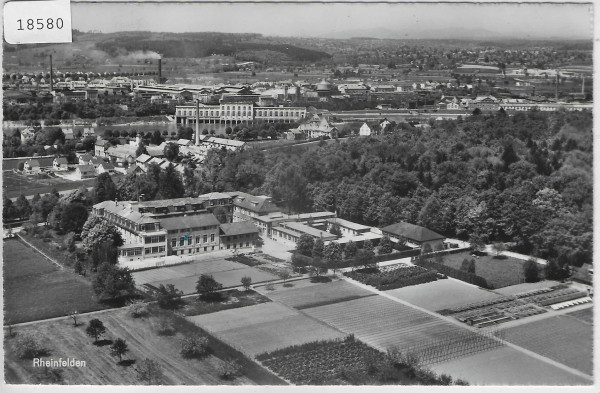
left=344, top=266, right=438, bottom=290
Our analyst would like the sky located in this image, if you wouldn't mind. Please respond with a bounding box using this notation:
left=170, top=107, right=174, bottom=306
left=71, top=2, right=594, bottom=40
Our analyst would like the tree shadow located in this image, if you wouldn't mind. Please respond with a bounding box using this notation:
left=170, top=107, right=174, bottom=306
left=94, top=339, right=113, bottom=347
left=118, top=359, right=136, bottom=367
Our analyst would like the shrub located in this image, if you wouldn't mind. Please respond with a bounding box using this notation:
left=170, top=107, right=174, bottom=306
left=128, top=301, right=149, bottom=318
left=218, top=358, right=241, bottom=380
left=15, top=333, right=49, bottom=359
left=155, top=316, right=176, bottom=336
left=180, top=334, right=209, bottom=358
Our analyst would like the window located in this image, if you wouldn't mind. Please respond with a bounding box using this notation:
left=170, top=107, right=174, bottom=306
left=152, top=246, right=159, bottom=253
left=188, top=249, right=192, bottom=254
left=171, top=238, right=177, bottom=247
left=211, top=234, right=215, bottom=242
left=187, top=237, right=192, bottom=245
left=144, top=248, right=151, bottom=254
left=240, top=243, right=243, bottom=248
left=246, top=242, right=249, bottom=247
left=212, top=246, right=215, bottom=251
left=203, top=234, right=208, bottom=243
left=159, top=246, right=165, bottom=253
left=227, top=244, right=230, bottom=249
left=196, top=236, right=200, bottom=244
left=204, top=247, right=207, bottom=251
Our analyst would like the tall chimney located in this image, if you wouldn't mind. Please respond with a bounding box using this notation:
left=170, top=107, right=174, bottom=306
left=195, top=99, right=200, bottom=146
left=555, top=70, right=559, bottom=101
left=581, top=75, right=585, bottom=95
left=158, top=58, right=162, bottom=84
left=49, top=54, right=53, bottom=91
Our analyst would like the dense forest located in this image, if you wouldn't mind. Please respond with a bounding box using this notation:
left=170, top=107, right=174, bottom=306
left=94, top=32, right=332, bottom=62
left=174, top=110, right=592, bottom=269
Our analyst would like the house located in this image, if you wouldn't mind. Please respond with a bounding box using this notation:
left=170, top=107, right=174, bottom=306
left=76, top=164, right=96, bottom=179
left=381, top=222, right=446, bottom=250
left=469, top=96, right=500, bottom=111
left=326, top=217, right=371, bottom=238
left=96, top=162, right=115, bottom=174
left=293, top=115, right=338, bottom=139
left=231, top=191, right=280, bottom=223
left=20, top=127, right=36, bottom=144
left=24, top=159, right=41, bottom=173
left=359, top=123, right=372, bottom=136
left=271, top=221, right=337, bottom=245
left=135, top=154, right=152, bottom=168
left=126, top=164, right=145, bottom=176
left=53, top=157, right=68, bottom=171
left=95, top=139, right=109, bottom=157
left=285, top=129, right=305, bottom=140
left=219, top=221, right=260, bottom=250
left=78, top=154, right=93, bottom=166
left=176, top=139, right=192, bottom=147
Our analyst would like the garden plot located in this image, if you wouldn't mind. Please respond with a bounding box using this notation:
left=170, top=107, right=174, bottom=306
left=302, top=295, right=497, bottom=363
left=430, top=346, right=591, bottom=385
left=187, top=303, right=345, bottom=357
left=262, top=279, right=374, bottom=309
left=499, top=314, right=593, bottom=375
left=385, top=279, right=503, bottom=312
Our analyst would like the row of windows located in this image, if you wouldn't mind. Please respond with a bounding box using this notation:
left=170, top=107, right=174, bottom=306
left=145, top=246, right=166, bottom=254
left=121, top=247, right=142, bottom=256
left=144, top=235, right=165, bottom=244
left=274, top=230, right=298, bottom=242
left=171, top=233, right=215, bottom=247
left=223, top=233, right=255, bottom=241
left=225, top=241, right=253, bottom=249
left=174, top=246, right=215, bottom=255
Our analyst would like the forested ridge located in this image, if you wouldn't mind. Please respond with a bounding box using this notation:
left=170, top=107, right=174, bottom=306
left=184, top=110, right=592, bottom=268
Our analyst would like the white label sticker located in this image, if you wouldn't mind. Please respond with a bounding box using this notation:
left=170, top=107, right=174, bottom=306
left=3, top=0, right=72, bottom=44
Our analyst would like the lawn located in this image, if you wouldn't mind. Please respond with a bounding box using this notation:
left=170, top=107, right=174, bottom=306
left=3, top=170, right=101, bottom=199
left=187, top=302, right=345, bottom=357
left=567, top=307, right=593, bottom=325
left=3, top=239, right=108, bottom=324
left=385, top=279, right=504, bottom=312
left=257, top=278, right=374, bottom=310
left=430, top=346, right=591, bottom=385
left=499, top=314, right=593, bottom=375
left=4, top=306, right=285, bottom=385
left=180, top=289, right=271, bottom=317
left=437, top=252, right=529, bottom=288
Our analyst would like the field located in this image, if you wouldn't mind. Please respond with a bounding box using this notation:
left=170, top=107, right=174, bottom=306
left=187, top=302, right=345, bottom=357
left=257, top=279, right=374, bottom=310
left=3, top=170, right=100, bottom=199
left=132, top=258, right=280, bottom=294
left=4, top=307, right=284, bottom=385
left=302, top=295, right=494, bottom=361
left=385, top=279, right=504, bottom=312
left=3, top=239, right=107, bottom=324
left=430, top=346, right=591, bottom=385
left=499, top=314, right=593, bottom=375
left=567, top=307, right=593, bottom=324
left=492, top=280, right=560, bottom=296
left=438, top=252, right=528, bottom=288
left=180, top=289, right=271, bottom=316
left=344, top=264, right=437, bottom=290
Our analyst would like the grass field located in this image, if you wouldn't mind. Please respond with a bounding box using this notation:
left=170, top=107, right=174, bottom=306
left=3, top=171, right=100, bottom=199
left=258, top=278, right=374, bottom=310
left=430, top=346, right=591, bottom=385
left=567, top=307, right=593, bottom=325
left=491, top=281, right=558, bottom=296
left=180, top=289, right=271, bottom=317
left=499, top=314, right=593, bottom=375
left=385, top=279, right=504, bottom=312
left=439, top=252, right=528, bottom=288
left=4, top=307, right=284, bottom=385
left=187, top=302, right=345, bottom=357
left=133, top=259, right=280, bottom=295
left=3, top=239, right=107, bottom=324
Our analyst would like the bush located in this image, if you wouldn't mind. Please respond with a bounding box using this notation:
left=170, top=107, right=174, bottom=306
left=128, top=301, right=149, bottom=318
left=15, top=333, right=49, bottom=359
left=218, top=358, right=241, bottom=380
left=154, top=316, right=176, bottom=336
left=180, top=334, right=209, bottom=358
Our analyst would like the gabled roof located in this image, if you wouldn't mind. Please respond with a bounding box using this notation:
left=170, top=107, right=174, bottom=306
left=381, top=222, right=445, bottom=242
left=26, top=159, right=40, bottom=168
left=98, top=162, right=115, bottom=170
left=79, top=154, right=93, bottom=162
left=54, top=157, right=68, bottom=164
left=136, top=154, right=152, bottom=163
left=220, top=221, right=259, bottom=236
left=231, top=191, right=279, bottom=214
left=77, top=164, right=95, bottom=172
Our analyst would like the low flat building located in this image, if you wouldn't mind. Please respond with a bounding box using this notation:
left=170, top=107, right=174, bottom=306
left=381, top=222, right=445, bottom=250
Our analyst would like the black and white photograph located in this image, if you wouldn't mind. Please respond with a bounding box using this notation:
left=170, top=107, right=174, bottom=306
left=1, top=0, right=595, bottom=389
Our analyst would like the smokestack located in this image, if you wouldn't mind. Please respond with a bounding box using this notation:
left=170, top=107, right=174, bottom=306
left=49, top=54, right=53, bottom=91
left=195, top=99, right=200, bottom=146
left=555, top=70, right=559, bottom=101
left=158, top=58, right=162, bottom=84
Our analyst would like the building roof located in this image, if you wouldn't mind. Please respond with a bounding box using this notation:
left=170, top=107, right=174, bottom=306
left=146, top=146, right=165, bottom=157
left=177, top=139, right=192, bottom=146
left=220, top=221, right=259, bottom=236
left=159, top=214, right=220, bottom=232
left=77, top=164, right=95, bottom=172
left=98, top=162, right=115, bottom=170
left=26, top=159, right=40, bottom=168
left=138, top=197, right=207, bottom=209
left=79, top=154, right=93, bottom=162
left=327, top=217, right=371, bottom=232
left=231, top=191, right=279, bottom=214
left=93, top=200, right=159, bottom=225
left=282, top=221, right=336, bottom=240
left=207, top=137, right=246, bottom=148
left=54, top=157, right=68, bottom=164
left=136, top=154, right=152, bottom=163
left=381, top=222, right=445, bottom=242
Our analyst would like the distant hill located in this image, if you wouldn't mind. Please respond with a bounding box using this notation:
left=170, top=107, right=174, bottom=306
left=93, top=31, right=332, bottom=62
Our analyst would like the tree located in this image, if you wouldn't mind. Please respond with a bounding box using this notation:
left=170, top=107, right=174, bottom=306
left=3, top=196, right=18, bottom=221
left=493, top=242, right=506, bottom=256
left=82, top=220, right=123, bottom=252
left=90, top=240, right=119, bottom=269
left=14, top=194, right=32, bottom=220
left=344, top=240, right=358, bottom=261
left=156, top=164, right=184, bottom=199
left=15, top=333, right=48, bottom=359
left=68, top=310, right=79, bottom=326
left=110, top=338, right=129, bottom=363
left=163, top=142, right=179, bottom=162
left=378, top=235, right=393, bottom=255
left=309, top=256, right=328, bottom=278
left=524, top=258, right=540, bottom=283
left=312, top=237, right=325, bottom=259
left=136, top=359, right=165, bottom=385
left=279, top=270, right=291, bottom=286
left=196, top=274, right=223, bottom=301
left=323, top=241, right=343, bottom=275
left=86, top=319, right=106, bottom=343
left=93, top=173, right=117, bottom=203
left=135, top=139, right=148, bottom=157
left=329, top=223, right=342, bottom=237
left=92, top=263, right=136, bottom=304
left=356, top=248, right=376, bottom=270
left=156, top=284, right=184, bottom=310
left=241, top=276, right=252, bottom=291
left=212, top=206, right=228, bottom=223
left=296, top=234, right=314, bottom=257
left=460, top=258, right=476, bottom=274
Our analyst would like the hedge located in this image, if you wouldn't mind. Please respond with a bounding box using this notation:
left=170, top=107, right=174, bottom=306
left=345, top=269, right=438, bottom=290
left=293, top=248, right=422, bottom=270
left=414, top=258, right=490, bottom=288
